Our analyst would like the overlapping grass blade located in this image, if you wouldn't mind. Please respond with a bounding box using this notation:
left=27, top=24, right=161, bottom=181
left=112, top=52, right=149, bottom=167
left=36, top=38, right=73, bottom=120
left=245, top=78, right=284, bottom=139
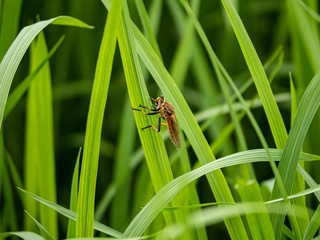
left=220, top=0, right=288, bottom=149
left=303, top=205, right=320, bottom=240
left=236, top=180, right=274, bottom=240
left=67, top=149, right=81, bottom=238
left=4, top=36, right=64, bottom=120
left=0, top=0, right=22, bottom=60
left=0, top=232, right=45, bottom=240
left=24, top=31, right=57, bottom=238
left=117, top=1, right=192, bottom=237
left=134, top=0, right=161, bottom=58
left=269, top=72, right=320, bottom=238
left=131, top=20, right=248, bottom=240
left=122, top=149, right=319, bottom=237
left=24, top=211, right=55, bottom=240
left=75, top=0, right=123, bottom=237
left=0, top=16, right=92, bottom=131
left=18, top=188, right=122, bottom=238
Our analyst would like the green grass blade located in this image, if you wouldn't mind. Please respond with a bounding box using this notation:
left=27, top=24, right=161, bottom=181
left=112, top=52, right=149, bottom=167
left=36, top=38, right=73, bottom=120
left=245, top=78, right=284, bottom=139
left=0, top=232, right=45, bottom=240
left=67, top=149, right=81, bottom=239
left=298, top=165, right=320, bottom=201
left=269, top=72, right=320, bottom=238
left=169, top=0, right=199, bottom=87
left=148, top=0, right=162, bottom=37
left=0, top=16, right=92, bottom=131
left=18, top=188, right=122, bottom=238
left=290, top=75, right=297, bottom=126
left=24, top=211, right=55, bottom=240
left=303, top=205, right=320, bottom=240
left=123, top=149, right=318, bottom=237
left=220, top=0, right=287, bottom=148
left=4, top=36, right=64, bottom=120
left=236, top=179, right=274, bottom=240
left=134, top=0, right=162, bottom=59
left=132, top=22, right=248, bottom=239
left=24, top=31, right=58, bottom=238
left=75, top=0, right=123, bottom=237
left=0, top=0, right=22, bottom=60
left=116, top=2, right=193, bottom=237
left=110, top=97, right=135, bottom=231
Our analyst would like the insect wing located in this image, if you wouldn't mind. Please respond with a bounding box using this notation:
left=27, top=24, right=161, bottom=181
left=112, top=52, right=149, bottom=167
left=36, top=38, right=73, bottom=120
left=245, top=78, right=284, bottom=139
left=166, top=113, right=181, bottom=148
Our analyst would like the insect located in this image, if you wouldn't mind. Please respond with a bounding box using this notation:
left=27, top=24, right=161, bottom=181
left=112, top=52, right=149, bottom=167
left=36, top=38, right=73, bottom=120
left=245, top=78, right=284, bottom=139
left=132, top=96, right=181, bottom=148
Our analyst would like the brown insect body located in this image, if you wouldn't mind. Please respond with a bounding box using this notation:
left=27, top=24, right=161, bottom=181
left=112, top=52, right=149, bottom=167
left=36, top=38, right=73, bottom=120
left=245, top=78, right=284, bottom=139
left=156, top=97, right=181, bottom=149
left=132, top=96, right=181, bottom=148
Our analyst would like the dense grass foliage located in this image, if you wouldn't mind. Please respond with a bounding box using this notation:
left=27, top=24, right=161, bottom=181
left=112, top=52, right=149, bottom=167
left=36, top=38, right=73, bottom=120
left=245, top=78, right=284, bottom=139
left=1, top=0, right=320, bottom=239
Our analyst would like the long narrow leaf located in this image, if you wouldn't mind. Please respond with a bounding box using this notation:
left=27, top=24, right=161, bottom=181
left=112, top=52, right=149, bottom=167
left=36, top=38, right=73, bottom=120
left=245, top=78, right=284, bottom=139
left=76, top=0, right=123, bottom=237
left=18, top=188, right=122, bottom=238
left=269, top=72, right=320, bottom=238
left=123, top=149, right=319, bottom=236
left=0, top=16, right=92, bottom=131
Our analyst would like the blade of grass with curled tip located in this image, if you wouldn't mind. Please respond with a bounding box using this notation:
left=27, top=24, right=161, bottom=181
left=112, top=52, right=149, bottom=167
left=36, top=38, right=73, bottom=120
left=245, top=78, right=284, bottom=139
left=0, top=16, right=92, bottom=131
left=75, top=0, right=123, bottom=237
left=4, top=36, right=64, bottom=120
left=122, top=149, right=319, bottom=237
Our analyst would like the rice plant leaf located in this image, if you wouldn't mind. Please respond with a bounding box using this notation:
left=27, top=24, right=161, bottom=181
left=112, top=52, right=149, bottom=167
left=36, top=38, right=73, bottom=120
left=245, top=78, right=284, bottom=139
left=0, top=0, right=22, bottom=60
left=0, top=16, right=92, bottom=131
left=290, top=76, right=297, bottom=126
left=220, top=0, right=287, bottom=149
left=18, top=188, right=122, bottom=238
left=0, top=232, right=45, bottom=240
left=270, top=72, right=320, bottom=238
left=24, top=211, right=55, bottom=240
left=187, top=202, right=312, bottom=232
left=75, top=0, right=123, bottom=237
left=24, top=31, right=58, bottom=238
left=117, top=1, right=191, bottom=236
left=122, top=149, right=319, bottom=237
left=4, top=35, right=64, bottom=120
left=110, top=97, right=135, bottom=231
left=303, top=205, right=320, bottom=240
left=132, top=23, right=248, bottom=239
left=298, top=165, right=320, bottom=201
left=134, top=0, right=162, bottom=58
left=67, top=148, right=81, bottom=238
left=236, top=180, right=274, bottom=240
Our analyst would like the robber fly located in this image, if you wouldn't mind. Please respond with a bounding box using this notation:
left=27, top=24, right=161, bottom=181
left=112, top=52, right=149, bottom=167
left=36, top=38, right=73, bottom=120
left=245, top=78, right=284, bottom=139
left=132, top=96, right=181, bottom=148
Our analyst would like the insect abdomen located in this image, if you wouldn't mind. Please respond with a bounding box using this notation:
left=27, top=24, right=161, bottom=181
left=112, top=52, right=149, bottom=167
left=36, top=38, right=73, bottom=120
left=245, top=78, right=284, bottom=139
left=166, top=114, right=181, bottom=148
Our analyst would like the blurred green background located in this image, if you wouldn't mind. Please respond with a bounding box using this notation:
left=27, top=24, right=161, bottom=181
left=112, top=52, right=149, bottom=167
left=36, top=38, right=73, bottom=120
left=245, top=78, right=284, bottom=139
left=2, top=0, right=320, bottom=239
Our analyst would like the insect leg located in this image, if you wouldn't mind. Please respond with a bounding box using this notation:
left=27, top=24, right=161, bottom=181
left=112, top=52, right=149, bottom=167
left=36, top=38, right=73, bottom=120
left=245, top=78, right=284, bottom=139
left=138, top=105, right=159, bottom=111
left=132, top=107, right=159, bottom=116
left=141, top=116, right=162, bottom=132
left=141, top=125, right=159, bottom=132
